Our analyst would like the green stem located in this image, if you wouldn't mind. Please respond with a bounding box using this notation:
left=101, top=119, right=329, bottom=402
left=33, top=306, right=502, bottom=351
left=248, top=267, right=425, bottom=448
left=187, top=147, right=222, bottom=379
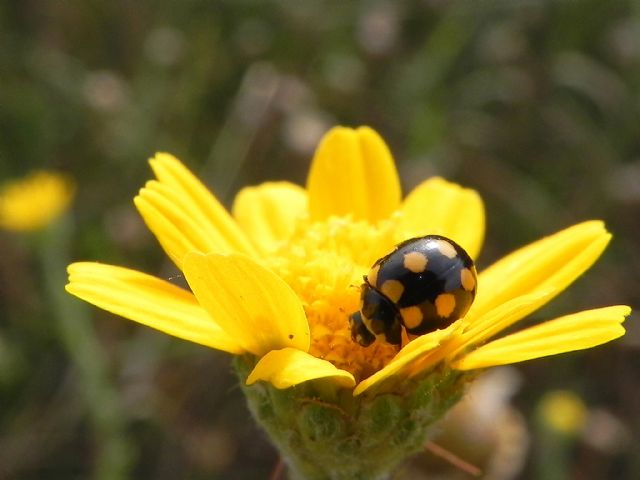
left=38, top=215, right=133, bottom=480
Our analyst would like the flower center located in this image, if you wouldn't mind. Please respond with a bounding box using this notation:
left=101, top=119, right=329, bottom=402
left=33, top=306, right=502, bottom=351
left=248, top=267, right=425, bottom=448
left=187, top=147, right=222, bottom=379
left=267, top=215, right=403, bottom=382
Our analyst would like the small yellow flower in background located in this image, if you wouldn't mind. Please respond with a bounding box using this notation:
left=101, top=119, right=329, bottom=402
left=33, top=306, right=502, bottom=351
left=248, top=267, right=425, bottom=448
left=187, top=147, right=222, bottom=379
left=65, top=126, right=630, bottom=479
left=538, top=390, right=587, bottom=436
left=0, top=170, right=74, bottom=232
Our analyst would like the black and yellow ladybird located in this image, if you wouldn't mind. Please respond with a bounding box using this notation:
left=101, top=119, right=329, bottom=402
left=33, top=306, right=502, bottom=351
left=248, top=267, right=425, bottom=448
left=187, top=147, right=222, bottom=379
left=349, top=235, right=477, bottom=347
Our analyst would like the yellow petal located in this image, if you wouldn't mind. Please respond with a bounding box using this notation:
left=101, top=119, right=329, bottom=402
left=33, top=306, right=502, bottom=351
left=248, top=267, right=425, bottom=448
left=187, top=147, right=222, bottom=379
left=134, top=184, right=215, bottom=267
left=353, top=326, right=454, bottom=396
left=454, top=306, right=630, bottom=370
left=232, top=181, right=308, bottom=252
left=307, top=126, right=401, bottom=223
left=468, top=221, right=610, bottom=322
left=65, top=262, right=242, bottom=353
left=400, top=177, right=485, bottom=259
left=448, top=290, right=554, bottom=359
left=408, top=292, right=553, bottom=376
left=246, top=348, right=355, bottom=389
left=136, top=153, right=256, bottom=265
left=182, top=252, right=310, bottom=357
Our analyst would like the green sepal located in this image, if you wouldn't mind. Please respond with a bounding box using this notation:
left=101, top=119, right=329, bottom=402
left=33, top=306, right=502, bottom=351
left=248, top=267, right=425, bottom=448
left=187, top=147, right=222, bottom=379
left=234, top=355, right=470, bottom=480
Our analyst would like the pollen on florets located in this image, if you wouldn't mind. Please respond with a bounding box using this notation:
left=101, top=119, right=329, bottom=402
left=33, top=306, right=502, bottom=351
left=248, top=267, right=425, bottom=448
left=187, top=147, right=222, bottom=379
left=266, top=215, right=403, bottom=382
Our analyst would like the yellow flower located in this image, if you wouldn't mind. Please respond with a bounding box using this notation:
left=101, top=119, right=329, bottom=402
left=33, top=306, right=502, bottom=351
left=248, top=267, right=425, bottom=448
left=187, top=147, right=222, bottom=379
left=65, top=126, right=629, bottom=396
left=1, top=170, right=75, bottom=231
left=538, top=390, right=587, bottom=435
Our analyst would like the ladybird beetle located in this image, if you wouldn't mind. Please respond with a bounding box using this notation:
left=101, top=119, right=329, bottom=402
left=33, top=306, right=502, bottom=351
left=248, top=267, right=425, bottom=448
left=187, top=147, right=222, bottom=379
left=349, top=235, right=477, bottom=347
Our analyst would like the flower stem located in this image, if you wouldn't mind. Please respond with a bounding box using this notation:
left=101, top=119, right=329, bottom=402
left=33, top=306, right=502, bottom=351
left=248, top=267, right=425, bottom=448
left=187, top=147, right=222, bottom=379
left=39, top=216, right=133, bottom=480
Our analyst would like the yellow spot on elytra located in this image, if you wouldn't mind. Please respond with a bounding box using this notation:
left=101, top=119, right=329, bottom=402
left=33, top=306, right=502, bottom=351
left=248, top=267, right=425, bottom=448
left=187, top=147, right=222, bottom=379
left=380, top=279, right=404, bottom=303
left=403, top=251, right=428, bottom=273
left=367, top=264, right=380, bottom=286
left=400, top=306, right=423, bottom=329
left=436, top=240, right=457, bottom=259
left=460, top=267, right=476, bottom=291
left=435, top=293, right=456, bottom=317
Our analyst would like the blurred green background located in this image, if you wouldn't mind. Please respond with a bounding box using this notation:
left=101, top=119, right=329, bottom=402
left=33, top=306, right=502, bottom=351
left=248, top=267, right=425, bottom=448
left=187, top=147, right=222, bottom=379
left=1, top=1, right=638, bottom=479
